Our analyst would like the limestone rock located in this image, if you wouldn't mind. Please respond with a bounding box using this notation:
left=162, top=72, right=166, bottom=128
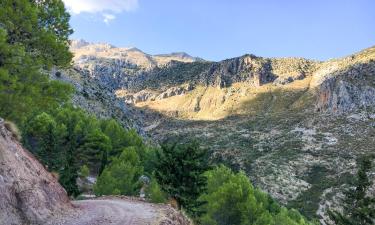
left=315, top=56, right=375, bottom=112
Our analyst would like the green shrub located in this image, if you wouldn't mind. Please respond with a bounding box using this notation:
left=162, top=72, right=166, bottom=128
left=146, top=178, right=167, bottom=203
left=79, top=165, right=90, bottom=178
left=199, top=165, right=314, bottom=225
left=94, top=147, right=143, bottom=196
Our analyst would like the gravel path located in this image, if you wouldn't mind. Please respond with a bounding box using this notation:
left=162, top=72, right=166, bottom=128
left=48, top=199, right=162, bottom=225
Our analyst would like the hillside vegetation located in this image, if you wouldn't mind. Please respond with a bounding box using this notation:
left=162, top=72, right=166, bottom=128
left=67, top=38, right=375, bottom=223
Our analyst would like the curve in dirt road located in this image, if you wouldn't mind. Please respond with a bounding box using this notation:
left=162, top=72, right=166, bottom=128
left=48, top=198, right=190, bottom=225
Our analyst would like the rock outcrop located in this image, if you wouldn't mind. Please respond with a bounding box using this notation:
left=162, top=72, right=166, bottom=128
left=314, top=55, right=375, bottom=112
left=121, top=83, right=195, bottom=104
left=0, top=118, right=72, bottom=225
left=50, top=67, right=147, bottom=137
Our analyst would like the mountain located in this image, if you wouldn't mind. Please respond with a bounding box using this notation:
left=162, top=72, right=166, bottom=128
left=58, top=41, right=375, bottom=222
left=70, top=39, right=201, bottom=69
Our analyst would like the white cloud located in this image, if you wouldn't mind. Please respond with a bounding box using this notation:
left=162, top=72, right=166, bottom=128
left=103, top=14, right=116, bottom=24
left=62, top=0, right=138, bottom=23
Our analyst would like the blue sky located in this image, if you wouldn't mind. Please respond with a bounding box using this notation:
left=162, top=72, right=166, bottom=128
left=64, top=0, right=375, bottom=61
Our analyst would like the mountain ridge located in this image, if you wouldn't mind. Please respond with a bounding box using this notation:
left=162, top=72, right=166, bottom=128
left=70, top=39, right=202, bottom=69
left=58, top=43, right=375, bottom=222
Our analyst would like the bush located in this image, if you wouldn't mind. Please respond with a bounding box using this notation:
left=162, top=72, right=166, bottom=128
left=146, top=177, right=167, bottom=203
left=94, top=147, right=143, bottom=196
left=79, top=165, right=90, bottom=178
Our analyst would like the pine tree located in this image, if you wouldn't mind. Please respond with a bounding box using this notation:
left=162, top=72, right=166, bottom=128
left=328, top=156, right=375, bottom=225
left=59, top=147, right=80, bottom=197
left=56, top=108, right=85, bottom=197
left=199, top=165, right=313, bottom=225
left=101, top=119, right=127, bottom=157
left=39, top=121, right=58, bottom=170
left=0, top=0, right=73, bottom=124
left=24, top=112, right=66, bottom=170
left=78, top=129, right=111, bottom=174
left=155, top=141, right=210, bottom=217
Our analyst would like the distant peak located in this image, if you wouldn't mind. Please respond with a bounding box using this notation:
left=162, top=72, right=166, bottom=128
left=70, top=39, right=115, bottom=50
left=156, top=52, right=192, bottom=58
left=70, top=39, right=91, bottom=49
left=125, top=47, right=144, bottom=52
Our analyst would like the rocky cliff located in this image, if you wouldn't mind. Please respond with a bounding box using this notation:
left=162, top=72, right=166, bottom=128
left=314, top=47, right=375, bottom=112
left=0, top=118, right=72, bottom=225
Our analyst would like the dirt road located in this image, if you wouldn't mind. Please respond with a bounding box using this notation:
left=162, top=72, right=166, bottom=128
left=48, top=198, right=165, bottom=225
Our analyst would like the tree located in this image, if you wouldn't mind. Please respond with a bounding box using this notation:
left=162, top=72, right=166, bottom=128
left=24, top=112, right=67, bottom=170
left=78, top=129, right=111, bottom=175
left=199, top=165, right=313, bottom=225
left=59, top=148, right=80, bottom=197
left=0, top=0, right=72, bottom=68
left=328, top=156, right=375, bottom=225
left=54, top=108, right=88, bottom=197
left=101, top=119, right=127, bottom=157
left=32, top=0, right=73, bottom=67
left=155, top=141, right=210, bottom=216
left=94, top=147, right=144, bottom=196
left=0, top=0, right=73, bottom=125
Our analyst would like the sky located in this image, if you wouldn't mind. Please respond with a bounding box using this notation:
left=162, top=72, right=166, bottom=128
left=63, top=0, right=375, bottom=61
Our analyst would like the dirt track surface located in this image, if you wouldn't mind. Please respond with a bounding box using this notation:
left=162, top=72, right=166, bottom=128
left=48, top=199, right=162, bottom=225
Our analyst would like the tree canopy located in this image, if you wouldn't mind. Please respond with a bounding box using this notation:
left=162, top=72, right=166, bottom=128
left=0, top=0, right=73, bottom=124
left=199, top=165, right=315, bottom=225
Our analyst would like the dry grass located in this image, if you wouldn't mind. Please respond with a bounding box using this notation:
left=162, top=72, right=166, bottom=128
left=51, top=171, right=60, bottom=180
left=135, top=76, right=314, bottom=121
left=4, top=121, right=21, bottom=141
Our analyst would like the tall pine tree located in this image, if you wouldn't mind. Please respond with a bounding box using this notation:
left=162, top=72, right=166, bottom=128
left=155, top=141, right=210, bottom=217
left=78, top=129, right=111, bottom=175
left=328, top=155, right=375, bottom=225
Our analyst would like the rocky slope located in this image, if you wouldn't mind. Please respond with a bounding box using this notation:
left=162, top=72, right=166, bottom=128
left=0, top=118, right=72, bottom=225
left=50, top=67, right=145, bottom=135
left=70, top=40, right=203, bottom=90
left=65, top=41, right=375, bottom=223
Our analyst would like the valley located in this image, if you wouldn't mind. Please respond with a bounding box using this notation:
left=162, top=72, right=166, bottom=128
left=57, top=40, right=375, bottom=221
